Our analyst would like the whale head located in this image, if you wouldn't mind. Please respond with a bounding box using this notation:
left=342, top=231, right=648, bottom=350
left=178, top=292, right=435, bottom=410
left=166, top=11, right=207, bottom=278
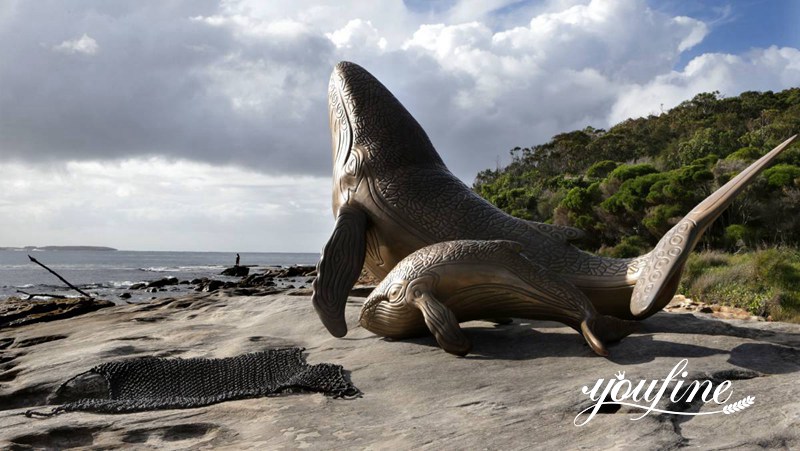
left=327, top=61, right=446, bottom=208
left=359, top=281, right=425, bottom=338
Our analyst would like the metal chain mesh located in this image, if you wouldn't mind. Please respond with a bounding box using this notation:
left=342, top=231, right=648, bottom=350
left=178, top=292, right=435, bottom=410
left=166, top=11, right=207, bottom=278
left=26, top=348, right=360, bottom=416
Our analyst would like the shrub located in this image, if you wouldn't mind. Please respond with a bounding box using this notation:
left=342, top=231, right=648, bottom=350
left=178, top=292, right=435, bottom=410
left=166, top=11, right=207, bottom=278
left=606, top=235, right=649, bottom=258
left=586, top=160, right=619, bottom=179
left=726, top=146, right=762, bottom=162
left=607, top=163, right=658, bottom=183
left=762, top=164, right=800, bottom=189
left=679, top=248, right=800, bottom=322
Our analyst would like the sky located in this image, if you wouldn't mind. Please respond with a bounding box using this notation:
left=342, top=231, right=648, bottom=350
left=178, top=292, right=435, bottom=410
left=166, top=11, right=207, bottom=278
left=0, top=0, right=798, bottom=252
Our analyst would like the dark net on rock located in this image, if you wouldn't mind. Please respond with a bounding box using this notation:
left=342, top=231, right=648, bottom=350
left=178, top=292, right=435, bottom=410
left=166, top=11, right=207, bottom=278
left=26, top=348, right=360, bottom=416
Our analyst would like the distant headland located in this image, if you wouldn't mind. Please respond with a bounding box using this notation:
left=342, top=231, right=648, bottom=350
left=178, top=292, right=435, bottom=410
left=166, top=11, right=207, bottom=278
left=0, top=246, right=118, bottom=251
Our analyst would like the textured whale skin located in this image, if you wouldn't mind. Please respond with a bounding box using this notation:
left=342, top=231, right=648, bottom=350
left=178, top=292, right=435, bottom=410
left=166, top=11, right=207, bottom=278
left=359, top=240, right=637, bottom=356
left=312, top=60, right=797, bottom=337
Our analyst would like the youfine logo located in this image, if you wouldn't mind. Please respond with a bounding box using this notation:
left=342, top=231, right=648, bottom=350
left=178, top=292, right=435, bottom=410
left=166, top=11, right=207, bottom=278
left=574, top=359, right=755, bottom=426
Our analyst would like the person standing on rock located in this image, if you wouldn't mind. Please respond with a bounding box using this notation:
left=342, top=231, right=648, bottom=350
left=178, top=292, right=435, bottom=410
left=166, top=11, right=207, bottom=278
left=235, top=253, right=240, bottom=267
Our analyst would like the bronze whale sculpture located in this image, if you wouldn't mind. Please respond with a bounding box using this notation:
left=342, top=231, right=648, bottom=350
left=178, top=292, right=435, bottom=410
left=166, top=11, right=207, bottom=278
left=359, top=240, right=637, bottom=356
left=312, top=60, right=797, bottom=338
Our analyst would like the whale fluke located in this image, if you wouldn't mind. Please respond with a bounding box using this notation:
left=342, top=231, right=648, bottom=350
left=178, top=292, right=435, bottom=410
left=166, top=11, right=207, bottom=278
left=630, top=134, right=798, bottom=317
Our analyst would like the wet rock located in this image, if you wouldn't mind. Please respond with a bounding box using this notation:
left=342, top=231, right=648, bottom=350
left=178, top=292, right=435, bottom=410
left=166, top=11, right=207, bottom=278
left=129, top=283, right=146, bottom=290
left=221, top=266, right=249, bottom=277
left=203, top=280, right=225, bottom=292
left=146, top=277, right=179, bottom=289
left=262, top=265, right=316, bottom=278
left=118, top=293, right=132, bottom=300
left=240, top=273, right=276, bottom=287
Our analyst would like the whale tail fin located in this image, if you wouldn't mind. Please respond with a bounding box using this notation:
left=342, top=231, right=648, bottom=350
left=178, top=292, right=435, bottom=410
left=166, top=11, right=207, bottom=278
left=630, top=134, right=798, bottom=317
left=580, top=315, right=638, bottom=357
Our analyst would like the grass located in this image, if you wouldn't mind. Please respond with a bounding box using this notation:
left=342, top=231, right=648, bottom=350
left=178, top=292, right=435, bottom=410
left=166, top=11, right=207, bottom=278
left=679, top=247, right=800, bottom=323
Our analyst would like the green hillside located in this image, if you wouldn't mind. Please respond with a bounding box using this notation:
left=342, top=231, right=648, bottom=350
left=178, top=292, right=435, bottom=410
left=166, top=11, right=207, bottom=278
left=473, top=88, right=800, bottom=321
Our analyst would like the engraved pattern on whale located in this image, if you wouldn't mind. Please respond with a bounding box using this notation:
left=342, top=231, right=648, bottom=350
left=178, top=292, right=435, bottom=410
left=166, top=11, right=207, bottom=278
left=359, top=240, right=637, bottom=356
left=312, top=60, right=797, bottom=337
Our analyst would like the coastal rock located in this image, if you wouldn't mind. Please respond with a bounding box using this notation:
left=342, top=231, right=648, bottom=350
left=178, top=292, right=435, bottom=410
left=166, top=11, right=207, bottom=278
left=240, top=273, right=275, bottom=287
left=0, top=297, right=113, bottom=329
left=195, top=279, right=242, bottom=293
left=146, top=277, right=179, bottom=289
left=262, top=265, right=316, bottom=278
left=220, top=266, right=249, bottom=277
left=665, top=295, right=764, bottom=321
left=203, top=280, right=225, bottom=292
left=128, top=283, right=146, bottom=290
left=357, top=268, right=382, bottom=285
left=0, top=293, right=797, bottom=448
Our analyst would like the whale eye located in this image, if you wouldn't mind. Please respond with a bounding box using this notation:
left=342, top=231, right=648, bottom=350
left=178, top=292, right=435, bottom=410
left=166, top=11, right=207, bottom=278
left=388, top=283, right=403, bottom=300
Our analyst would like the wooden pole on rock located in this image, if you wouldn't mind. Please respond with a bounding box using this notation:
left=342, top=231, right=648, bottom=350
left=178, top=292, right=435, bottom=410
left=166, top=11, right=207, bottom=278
left=28, top=255, right=93, bottom=299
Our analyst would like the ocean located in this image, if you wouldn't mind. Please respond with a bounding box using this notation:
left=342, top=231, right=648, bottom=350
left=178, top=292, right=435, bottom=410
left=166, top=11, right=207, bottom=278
left=0, top=250, right=319, bottom=303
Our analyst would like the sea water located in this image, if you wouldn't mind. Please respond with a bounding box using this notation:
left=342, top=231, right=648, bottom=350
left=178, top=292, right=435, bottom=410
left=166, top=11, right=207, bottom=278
left=0, top=250, right=319, bottom=303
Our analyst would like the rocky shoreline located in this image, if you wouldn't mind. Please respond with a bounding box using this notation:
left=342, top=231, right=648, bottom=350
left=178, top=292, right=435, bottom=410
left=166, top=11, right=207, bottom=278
left=124, top=264, right=319, bottom=298
left=0, top=286, right=798, bottom=448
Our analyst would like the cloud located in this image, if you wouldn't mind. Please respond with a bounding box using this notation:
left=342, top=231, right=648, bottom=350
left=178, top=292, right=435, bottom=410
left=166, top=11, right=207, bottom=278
left=0, top=158, right=332, bottom=251
left=610, top=46, right=800, bottom=123
left=52, top=33, right=99, bottom=55
left=2, top=0, right=799, bottom=251
left=0, top=0, right=798, bottom=183
left=326, top=19, right=387, bottom=52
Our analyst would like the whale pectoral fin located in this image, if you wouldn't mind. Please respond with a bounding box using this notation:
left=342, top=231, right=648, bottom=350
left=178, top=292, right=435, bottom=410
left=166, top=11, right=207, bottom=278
left=526, top=221, right=586, bottom=242
left=631, top=135, right=798, bottom=317
left=411, top=289, right=471, bottom=356
left=312, top=205, right=367, bottom=337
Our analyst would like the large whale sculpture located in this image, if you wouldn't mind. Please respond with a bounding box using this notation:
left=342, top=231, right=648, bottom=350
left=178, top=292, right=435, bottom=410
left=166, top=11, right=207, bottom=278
left=312, top=61, right=796, bottom=339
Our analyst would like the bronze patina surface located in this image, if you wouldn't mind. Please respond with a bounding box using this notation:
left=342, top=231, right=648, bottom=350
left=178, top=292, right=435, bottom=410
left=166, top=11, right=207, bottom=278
left=312, top=60, right=796, bottom=340
left=359, top=240, right=637, bottom=356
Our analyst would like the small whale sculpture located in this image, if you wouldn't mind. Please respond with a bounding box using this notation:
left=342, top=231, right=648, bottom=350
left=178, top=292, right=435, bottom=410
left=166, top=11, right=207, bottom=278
left=359, top=240, right=638, bottom=356
left=312, top=60, right=796, bottom=339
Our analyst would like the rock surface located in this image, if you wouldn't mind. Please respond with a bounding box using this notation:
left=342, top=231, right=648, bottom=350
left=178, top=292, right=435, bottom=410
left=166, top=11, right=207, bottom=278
left=665, top=294, right=766, bottom=321
left=0, top=297, right=114, bottom=329
left=0, top=293, right=798, bottom=449
left=220, top=266, right=250, bottom=277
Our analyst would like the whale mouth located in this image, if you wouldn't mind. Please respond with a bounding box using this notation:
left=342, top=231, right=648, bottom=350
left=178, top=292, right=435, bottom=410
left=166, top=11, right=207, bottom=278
left=328, top=63, right=354, bottom=171
left=359, top=292, right=424, bottom=338
left=359, top=293, right=387, bottom=324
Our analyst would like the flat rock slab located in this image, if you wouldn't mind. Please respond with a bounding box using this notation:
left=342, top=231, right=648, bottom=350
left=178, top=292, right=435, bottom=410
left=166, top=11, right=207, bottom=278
left=0, top=293, right=798, bottom=449
left=0, top=297, right=114, bottom=329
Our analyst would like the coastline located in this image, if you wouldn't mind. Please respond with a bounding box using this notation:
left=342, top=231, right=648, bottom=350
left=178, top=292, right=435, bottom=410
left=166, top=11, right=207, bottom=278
left=0, top=250, right=320, bottom=303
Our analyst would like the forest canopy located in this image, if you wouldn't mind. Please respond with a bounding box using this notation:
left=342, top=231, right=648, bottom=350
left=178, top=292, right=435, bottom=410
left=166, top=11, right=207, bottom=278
left=473, top=88, right=800, bottom=258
